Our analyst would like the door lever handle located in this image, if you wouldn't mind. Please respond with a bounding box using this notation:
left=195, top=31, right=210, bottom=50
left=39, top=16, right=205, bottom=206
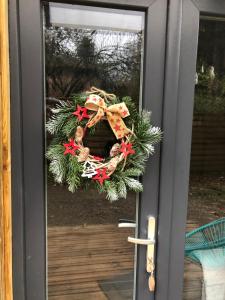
left=127, top=237, right=155, bottom=245
left=127, top=216, right=156, bottom=293
left=118, top=219, right=136, bottom=228
left=118, top=223, right=136, bottom=228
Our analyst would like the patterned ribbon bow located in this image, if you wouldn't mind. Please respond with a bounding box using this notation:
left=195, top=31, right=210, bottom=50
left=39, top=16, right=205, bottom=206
left=85, top=94, right=131, bottom=139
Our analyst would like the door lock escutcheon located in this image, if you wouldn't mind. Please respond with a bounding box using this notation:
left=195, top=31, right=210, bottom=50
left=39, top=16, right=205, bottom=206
left=119, top=217, right=156, bottom=292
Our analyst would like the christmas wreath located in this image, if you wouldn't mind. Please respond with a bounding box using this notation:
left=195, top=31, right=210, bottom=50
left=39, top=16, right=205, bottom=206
left=46, top=87, right=162, bottom=201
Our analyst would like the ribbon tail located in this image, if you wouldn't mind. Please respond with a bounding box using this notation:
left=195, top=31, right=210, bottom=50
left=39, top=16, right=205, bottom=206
left=107, top=113, right=131, bottom=139
left=86, top=108, right=104, bottom=128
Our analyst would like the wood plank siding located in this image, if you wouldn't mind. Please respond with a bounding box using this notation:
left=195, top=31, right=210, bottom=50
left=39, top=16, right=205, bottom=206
left=191, top=114, right=225, bottom=173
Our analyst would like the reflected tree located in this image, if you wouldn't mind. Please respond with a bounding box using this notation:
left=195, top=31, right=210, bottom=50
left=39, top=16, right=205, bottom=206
left=45, top=26, right=143, bottom=100
left=195, top=20, right=225, bottom=113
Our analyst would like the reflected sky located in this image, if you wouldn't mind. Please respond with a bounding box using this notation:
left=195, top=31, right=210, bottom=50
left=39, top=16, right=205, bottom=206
left=49, top=2, right=145, bottom=32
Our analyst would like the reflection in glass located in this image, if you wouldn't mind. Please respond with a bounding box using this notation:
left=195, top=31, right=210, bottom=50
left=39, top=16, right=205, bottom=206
left=183, top=17, right=225, bottom=300
left=44, top=3, right=145, bottom=299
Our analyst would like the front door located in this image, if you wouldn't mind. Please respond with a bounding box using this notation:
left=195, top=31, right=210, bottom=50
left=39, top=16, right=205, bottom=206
left=9, top=1, right=167, bottom=300
left=156, top=1, right=225, bottom=299
left=11, top=0, right=225, bottom=299
left=167, top=1, right=225, bottom=300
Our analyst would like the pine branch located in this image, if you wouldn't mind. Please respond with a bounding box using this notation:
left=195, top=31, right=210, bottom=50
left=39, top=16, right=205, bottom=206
left=46, top=145, right=67, bottom=183
left=123, top=168, right=143, bottom=177
left=51, top=100, right=74, bottom=114
left=125, top=152, right=147, bottom=172
left=123, top=177, right=143, bottom=192
left=117, top=179, right=127, bottom=199
left=71, top=93, right=87, bottom=106
left=66, top=156, right=82, bottom=192
left=46, top=112, right=72, bottom=134
left=104, top=181, right=119, bottom=202
left=62, top=116, right=79, bottom=137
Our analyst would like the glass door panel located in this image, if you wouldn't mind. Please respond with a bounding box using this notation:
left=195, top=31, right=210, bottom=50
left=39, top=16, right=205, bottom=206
left=43, top=3, right=145, bottom=299
left=183, top=16, right=225, bottom=300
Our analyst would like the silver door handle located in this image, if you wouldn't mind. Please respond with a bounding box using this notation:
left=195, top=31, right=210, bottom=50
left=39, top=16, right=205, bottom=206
left=127, top=216, right=156, bottom=292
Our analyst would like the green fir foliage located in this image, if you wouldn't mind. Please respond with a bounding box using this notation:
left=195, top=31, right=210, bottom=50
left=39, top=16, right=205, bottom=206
left=46, top=144, right=67, bottom=183
left=46, top=92, right=162, bottom=201
left=66, top=156, right=83, bottom=192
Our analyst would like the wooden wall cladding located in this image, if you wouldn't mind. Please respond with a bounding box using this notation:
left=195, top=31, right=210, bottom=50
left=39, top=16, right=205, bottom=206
left=0, top=0, right=13, bottom=298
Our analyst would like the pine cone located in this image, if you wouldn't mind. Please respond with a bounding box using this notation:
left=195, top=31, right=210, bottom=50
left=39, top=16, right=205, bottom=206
left=110, top=143, right=120, bottom=157
left=78, top=147, right=90, bottom=162
left=75, top=126, right=84, bottom=144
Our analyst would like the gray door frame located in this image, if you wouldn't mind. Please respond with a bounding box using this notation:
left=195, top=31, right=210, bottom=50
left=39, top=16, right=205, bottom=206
left=157, top=1, right=225, bottom=300
left=9, top=0, right=167, bottom=299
